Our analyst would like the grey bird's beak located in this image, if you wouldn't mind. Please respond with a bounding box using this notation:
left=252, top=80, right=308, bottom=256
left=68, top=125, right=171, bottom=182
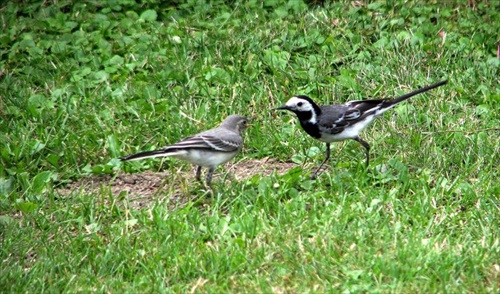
left=247, top=116, right=255, bottom=126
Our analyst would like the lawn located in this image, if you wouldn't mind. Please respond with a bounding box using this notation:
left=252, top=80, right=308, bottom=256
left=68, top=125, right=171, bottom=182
left=1, top=0, right=499, bottom=292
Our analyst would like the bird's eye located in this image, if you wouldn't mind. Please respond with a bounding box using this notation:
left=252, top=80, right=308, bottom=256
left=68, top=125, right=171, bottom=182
left=297, top=102, right=303, bottom=107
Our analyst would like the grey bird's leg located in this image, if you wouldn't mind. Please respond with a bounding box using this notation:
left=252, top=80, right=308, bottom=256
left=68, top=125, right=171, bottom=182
left=354, top=137, right=370, bottom=167
left=195, top=166, right=202, bottom=183
left=311, top=143, right=331, bottom=180
left=205, top=167, right=215, bottom=186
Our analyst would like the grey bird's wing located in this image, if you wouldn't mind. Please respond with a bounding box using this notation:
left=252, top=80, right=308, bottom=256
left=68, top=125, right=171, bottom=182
left=167, top=128, right=242, bottom=152
left=120, top=123, right=243, bottom=162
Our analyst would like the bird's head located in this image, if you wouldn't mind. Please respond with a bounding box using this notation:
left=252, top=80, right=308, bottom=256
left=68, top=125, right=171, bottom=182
left=222, top=115, right=251, bottom=133
left=275, top=95, right=321, bottom=122
left=275, top=95, right=319, bottom=114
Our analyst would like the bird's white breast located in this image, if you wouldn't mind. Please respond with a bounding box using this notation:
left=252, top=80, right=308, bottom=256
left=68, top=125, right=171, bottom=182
left=170, top=150, right=238, bottom=167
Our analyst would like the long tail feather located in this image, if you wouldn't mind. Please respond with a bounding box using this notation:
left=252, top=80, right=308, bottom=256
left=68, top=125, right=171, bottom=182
left=120, top=149, right=176, bottom=161
left=390, top=80, right=448, bottom=105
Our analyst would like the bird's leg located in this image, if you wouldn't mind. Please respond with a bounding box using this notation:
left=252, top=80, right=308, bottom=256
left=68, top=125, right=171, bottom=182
left=205, top=167, right=215, bottom=187
left=195, top=166, right=202, bottom=183
left=311, top=143, right=330, bottom=180
left=354, top=137, right=370, bottom=167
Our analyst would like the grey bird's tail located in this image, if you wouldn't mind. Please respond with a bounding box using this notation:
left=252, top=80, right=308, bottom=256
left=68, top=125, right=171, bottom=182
left=389, top=80, right=448, bottom=106
left=120, top=149, right=176, bottom=161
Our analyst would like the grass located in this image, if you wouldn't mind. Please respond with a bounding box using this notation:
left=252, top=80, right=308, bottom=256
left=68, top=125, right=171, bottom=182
left=1, top=0, right=499, bottom=292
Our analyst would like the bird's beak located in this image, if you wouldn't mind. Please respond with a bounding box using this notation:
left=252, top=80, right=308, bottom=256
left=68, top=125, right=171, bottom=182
left=247, top=116, right=255, bottom=126
left=274, top=105, right=289, bottom=111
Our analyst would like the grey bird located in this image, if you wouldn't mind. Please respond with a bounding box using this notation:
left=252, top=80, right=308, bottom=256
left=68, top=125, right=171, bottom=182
left=275, top=80, right=448, bottom=179
left=121, top=115, right=250, bottom=185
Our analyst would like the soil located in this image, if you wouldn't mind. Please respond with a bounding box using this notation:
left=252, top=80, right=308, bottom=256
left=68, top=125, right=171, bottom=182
left=56, top=158, right=297, bottom=209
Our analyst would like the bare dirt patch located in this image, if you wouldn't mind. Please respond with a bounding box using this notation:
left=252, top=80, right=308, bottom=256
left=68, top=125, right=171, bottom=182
left=56, top=158, right=297, bottom=209
left=229, top=157, right=296, bottom=180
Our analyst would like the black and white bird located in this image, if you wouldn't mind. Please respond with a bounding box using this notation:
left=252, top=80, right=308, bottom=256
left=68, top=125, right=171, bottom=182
left=121, top=115, right=250, bottom=186
left=275, top=80, right=448, bottom=179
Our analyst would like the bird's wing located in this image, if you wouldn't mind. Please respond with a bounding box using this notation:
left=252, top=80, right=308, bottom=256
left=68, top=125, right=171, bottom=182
left=345, top=99, right=386, bottom=114
left=120, top=128, right=241, bottom=161
left=316, top=105, right=352, bottom=134
left=317, top=100, right=385, bottom=134
left=167, top=133, right=241, bottom=152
